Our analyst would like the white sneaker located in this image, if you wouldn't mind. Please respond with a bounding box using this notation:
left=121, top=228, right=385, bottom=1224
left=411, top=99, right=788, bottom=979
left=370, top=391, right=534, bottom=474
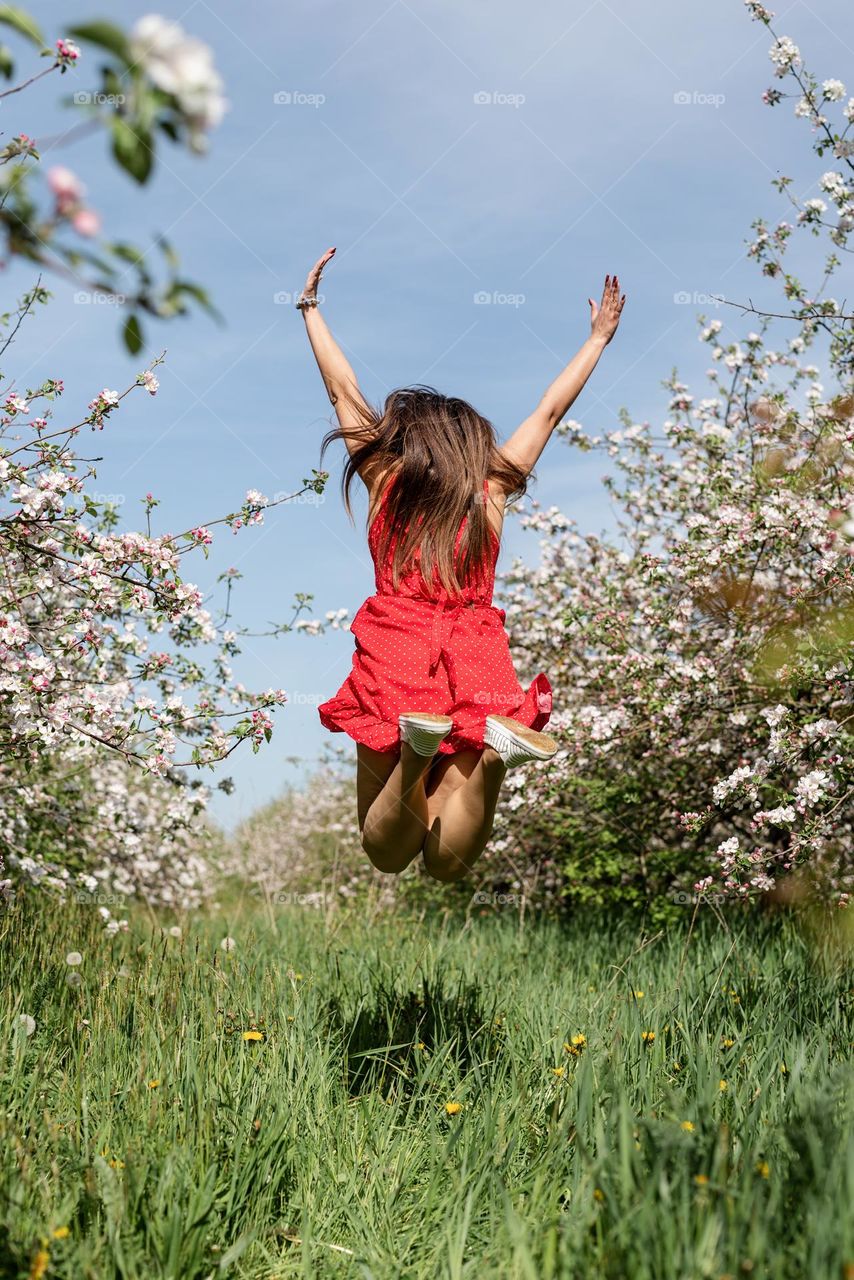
left=399, top=712, right=453, bottom=757
left=484, top=715, right=558, bottom=768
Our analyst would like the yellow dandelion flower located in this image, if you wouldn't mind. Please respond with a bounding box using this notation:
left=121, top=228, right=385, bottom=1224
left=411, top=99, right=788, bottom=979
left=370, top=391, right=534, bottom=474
left=694, top=1174, right=709, bottom=1186
left=672, top=1061, right=682, bottom=1071
left=780, top=1063, right=788, bottom=1074
left=633, top=990, right=645, bottom=999
left=719, top=1079, right=728, bottom=1091
left=29, top=1249, right=50, bottom=1280
left=642, top=1030, right=655, bottom=1043
left=147, top=1079, right=160, bottom=1089
left=593, top=1188, right=604, bottom=1202
left=721, top=1037, right=735, bottom=1048
left=108, top=1158, right=124, bottom=1169
left=681, top=1121, right=695, bottom=1132
left=51, top=1227, right=70, bottom=1240
left=445, top=1101, right=462, bottom=1115
left=571, top=1034, right=586, bottom=1047
left=552, top=1066, right=565, bottom=1077
left=286, top=1015, right=294, bottom=1022
left=756, top=1160, right=770, bottom=1178
left=416, top=1041, right=426, bottom=1050
left=242, top=1030, right=264, bottom=1042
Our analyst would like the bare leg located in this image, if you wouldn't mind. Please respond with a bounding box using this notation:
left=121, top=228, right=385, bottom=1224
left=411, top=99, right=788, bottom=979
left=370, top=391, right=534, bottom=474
left=357, top=743, right=434, bottom=874
left=422, top=747, right=507, bottom=882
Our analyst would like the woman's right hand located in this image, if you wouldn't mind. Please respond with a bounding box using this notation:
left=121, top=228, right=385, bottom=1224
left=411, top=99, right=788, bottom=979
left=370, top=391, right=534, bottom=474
left=299, top=246, right=336, bottom=307
left=588, top=273, right=626, bottom=345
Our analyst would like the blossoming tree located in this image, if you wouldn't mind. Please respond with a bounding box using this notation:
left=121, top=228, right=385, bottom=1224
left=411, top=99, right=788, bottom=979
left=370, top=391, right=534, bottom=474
left=0, top=14, right=337, bottom=921
left=488, top=2, right=854, bottom=912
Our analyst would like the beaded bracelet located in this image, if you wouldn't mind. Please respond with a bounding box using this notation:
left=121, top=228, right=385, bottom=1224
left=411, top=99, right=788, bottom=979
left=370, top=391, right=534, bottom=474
left=295, top=295, right=318, bottom=311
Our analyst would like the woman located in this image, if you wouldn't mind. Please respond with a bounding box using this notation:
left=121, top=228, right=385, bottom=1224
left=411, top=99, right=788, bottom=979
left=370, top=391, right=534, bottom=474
left=298, top=247, right=625, bottom=882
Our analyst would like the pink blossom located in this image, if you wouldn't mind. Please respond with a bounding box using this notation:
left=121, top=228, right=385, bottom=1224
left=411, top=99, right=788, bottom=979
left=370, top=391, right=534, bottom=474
left=55, top=38, right=80, bottom=65
left=71, top=208, right=101, bottom=238
left=47, top=165, right=84, bottom=205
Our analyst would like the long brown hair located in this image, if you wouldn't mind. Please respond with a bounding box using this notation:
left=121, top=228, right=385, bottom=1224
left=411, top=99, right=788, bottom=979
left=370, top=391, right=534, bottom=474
left=321, top=386, right=527, bottom=596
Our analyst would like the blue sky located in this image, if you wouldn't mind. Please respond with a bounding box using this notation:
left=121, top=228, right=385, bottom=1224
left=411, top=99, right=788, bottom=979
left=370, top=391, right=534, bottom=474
left=7, top=0, right=850, bottom=825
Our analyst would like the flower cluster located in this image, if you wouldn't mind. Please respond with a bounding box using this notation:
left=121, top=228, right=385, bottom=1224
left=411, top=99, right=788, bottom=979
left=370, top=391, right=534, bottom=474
left=129, top=15, right=228, bottom=151
left=46, top=166, right=101, bottom=238
left=54, top=38, right=80, bottom=69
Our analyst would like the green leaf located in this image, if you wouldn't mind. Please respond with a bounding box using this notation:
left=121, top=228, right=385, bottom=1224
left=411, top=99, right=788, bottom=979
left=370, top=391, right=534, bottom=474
left=67, top=20, right=131, bottom=65
left=111, top=241, right=146, bottom=265
left=0, top=5, right=46, bottom=47
left=123, top=313, right=144, bottom=355
left=0, top=42, right=14, bottom=77
left=173, top=280, right=224, bottom=323
left=111, top=116, right=153, bottom=184
left=157, top=235, right=180, bottom=271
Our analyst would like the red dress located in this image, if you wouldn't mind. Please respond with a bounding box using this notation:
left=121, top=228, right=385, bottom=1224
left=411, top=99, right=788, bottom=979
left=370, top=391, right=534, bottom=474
left=318, top=479, right=552, bottom=756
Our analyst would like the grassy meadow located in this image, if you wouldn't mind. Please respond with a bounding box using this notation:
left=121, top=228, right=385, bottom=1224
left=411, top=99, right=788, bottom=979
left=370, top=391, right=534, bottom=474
left=1, top=893, right=853, bottom=1279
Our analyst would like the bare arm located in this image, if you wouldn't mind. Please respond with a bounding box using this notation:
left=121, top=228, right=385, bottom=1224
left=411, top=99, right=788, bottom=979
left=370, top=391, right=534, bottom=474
left=500, top=274, right=626, bottom=478
left=298, top=247, right=373, bottom=458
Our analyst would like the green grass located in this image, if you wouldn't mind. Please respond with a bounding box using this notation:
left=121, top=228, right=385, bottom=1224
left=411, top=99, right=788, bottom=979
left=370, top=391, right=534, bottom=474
left=1, top=893, right=853, bottom=1279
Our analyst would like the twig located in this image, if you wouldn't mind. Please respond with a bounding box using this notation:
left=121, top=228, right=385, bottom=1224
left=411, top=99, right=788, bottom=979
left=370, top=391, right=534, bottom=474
left=0, top=276, right=44, bottom=360
left=715, top=296, right=853, bottom=323
left=0, top=63, right=58, bottom=101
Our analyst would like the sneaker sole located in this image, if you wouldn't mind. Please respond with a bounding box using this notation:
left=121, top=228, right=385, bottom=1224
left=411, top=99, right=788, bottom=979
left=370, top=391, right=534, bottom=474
left=486, top=716, right=557, bottom=759
left=399, top=712, right=453, bottom=757
left=399, top=713, right=454, bottom=729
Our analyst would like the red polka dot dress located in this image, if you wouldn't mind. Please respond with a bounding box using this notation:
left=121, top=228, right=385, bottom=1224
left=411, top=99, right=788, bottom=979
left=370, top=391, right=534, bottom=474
left=318, top=478, right=553, bottom=756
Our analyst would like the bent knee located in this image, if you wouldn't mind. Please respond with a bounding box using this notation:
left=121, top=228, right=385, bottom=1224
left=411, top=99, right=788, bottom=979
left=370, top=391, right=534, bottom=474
left=360, top=833, right=412, bottom=876
left=423, top=856, right=470, bottom=884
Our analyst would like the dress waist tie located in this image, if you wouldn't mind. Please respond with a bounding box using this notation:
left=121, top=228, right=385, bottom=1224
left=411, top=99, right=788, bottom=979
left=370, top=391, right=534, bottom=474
left=428, top=600, right=467, bottom=674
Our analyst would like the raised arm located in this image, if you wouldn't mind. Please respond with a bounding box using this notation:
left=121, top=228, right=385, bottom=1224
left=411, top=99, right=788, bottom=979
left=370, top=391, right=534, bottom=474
left=500, top=274, right=626, bottom=479
left=298, top=247, right=373, bottom=458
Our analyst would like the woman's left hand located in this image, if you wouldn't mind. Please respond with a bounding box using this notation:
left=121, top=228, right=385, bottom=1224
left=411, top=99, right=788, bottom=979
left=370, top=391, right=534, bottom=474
left=589, top=274, right=626, bottom=344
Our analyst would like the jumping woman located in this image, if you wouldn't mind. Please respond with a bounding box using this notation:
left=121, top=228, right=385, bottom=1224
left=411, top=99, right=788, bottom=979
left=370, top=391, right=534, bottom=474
left=298, top=248, right=625, bottom=883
